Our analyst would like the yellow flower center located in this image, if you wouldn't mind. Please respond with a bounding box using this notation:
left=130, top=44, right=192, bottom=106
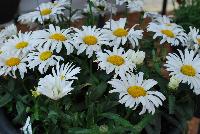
left=50, top=33, right=66, bottom=41
left=197, top=38, right=200, bottom=45
left=127, top=86, right=147, bottom=98
left=83, top=35, right=97, bottom=45
left=180, top=65, right=196, bottom=76
left=107, top=55, right=125, bottom=66
left=161, top=29, right=175, bottom=38
left=41, top=8, right=52, bottom=16
left=39, top=51, right=53, bottom=61
left=60, top=75, right=65, bottom=80
left=15, top=41, right=29, bottom=49
left=5, top=57, right=20, bottom=67
left=113, top=28, right=128, bottom=37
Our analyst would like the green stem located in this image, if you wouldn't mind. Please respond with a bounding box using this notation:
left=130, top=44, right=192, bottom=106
left=125, top=2, right=128, bottom=18
left=90, top=58, right=93, bottom=76
left=68, top=0, right=72, bottom=27
left=87, top=0, right=94, bottom=25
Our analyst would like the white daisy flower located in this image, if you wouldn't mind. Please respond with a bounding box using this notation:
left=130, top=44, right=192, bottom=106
left=96, top=47, right=136, bottom=77
left=52, top=0, right=70, bottom=8
left=32, top=24, right=74, bottom=54
left=37, top=75, right=73, bottom=100
left=0, top=24, right=17, bottom=42
left=21, top=116, right=32, bottom=134
left=26, top=45, right=63, bottom=74
left=37, top=62, right=80, bottom=100
left=73, top=26, right=110, bottom=58
left=103, top=18, right=143, bottom=48
left=116, top=0, right=128, bottom=5
left=0, top=51, right=27, bottom=79
left=127, top=0, right=144, bottom=12
left=18, top=2, right=65, bottom=24
left=165, top=49, right=200, bottom=95
left=147, top=23, right=188, bottom=46
left=127, top=49, right=145, bottom=65
left=108, top=72, right=166, bottom=115
left=70, top=10, right=84, bottom=22
left=91, top=0, right=117, bottom=15
left=83, top=4, right=98, bottom=15
left=187, top=26, right=200, bottom=50
left=143, top=12, right=161, bottom=20
left=2, top=31, right=35, bottom=54
left=52, top=62, right=81, bottom=81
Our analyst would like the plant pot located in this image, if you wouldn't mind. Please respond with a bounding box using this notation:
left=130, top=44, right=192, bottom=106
left=0, top=109, right=19, bottom=134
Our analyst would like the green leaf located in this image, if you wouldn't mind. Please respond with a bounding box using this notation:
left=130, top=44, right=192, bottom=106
left=168, top=95, right=176, bottom=114
left=7, top=79, right=15, bottom=91
left=0, top=93, right=13, bottom=107
left=68, top=127, right=97, bottom=134
left=91, top=82, right=107, bottom=100
left=48, top=110, right=59, bottom=124
left=100, top=113, right=133, bottom=128
left=75, top=83, right=92, bottom=91
left=133, top=114, right=154, bottom=133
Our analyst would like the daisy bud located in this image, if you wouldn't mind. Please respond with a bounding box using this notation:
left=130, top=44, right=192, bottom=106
left=168, top=76, right=180, bottom=90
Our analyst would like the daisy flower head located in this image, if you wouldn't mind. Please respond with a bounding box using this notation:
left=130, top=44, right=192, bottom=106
left=108, top=72, right=166, bottom=115
left=26, top=45, right=63, bottom=74
left=0, top=24, right=17, bottom=42
left=2, top=31, right=35, bottom=54
left=37, top=62, right=80, bottom=100
left=52, top=62, right=81, bottom=81
left=91, top=0, right=117, bottom=15
left=83, top=4, right=98, bottom=15
left=147, top=23, right=188, bottom=46
left=52, top=0, right=70, bottom=8
left=32, top=24, right=74, bottom=54
left=96, top=47, right=136, bottom=77
left=127, top=49, right=145, bottom=65
left=116, top=0, right=128, bottom=5
left=70, top=10, right=84, bottom=22
left=18, top=2, right=65, bottom=24
left=187, top=26, right=200, bottom=50
left=73, top=26, right=110, bottom=58
left=103, top=18, right=143, bottom=48
left=143, top=12, right=161, bottom=20
left=165, top=49, right=200, bottom=95
left=37, top=74, right=73, bottom=100
left=0, top=51, right=27, bottom=79
left=127, top=0, right=144, bottom=12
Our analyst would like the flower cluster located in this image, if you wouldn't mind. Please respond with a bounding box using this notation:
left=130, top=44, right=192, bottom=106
left=1, top=0, right=200, bottom=133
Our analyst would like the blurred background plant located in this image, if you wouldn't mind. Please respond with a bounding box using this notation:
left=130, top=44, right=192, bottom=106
left=175, top=0, right=200, bottom=31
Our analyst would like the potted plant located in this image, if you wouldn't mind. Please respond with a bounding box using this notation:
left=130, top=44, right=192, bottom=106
left=0, top=0, right=199, bottom=133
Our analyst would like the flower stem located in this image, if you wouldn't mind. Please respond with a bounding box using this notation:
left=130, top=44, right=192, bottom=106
left=87, top=0, right=94, bottom=26
left=68, top=0, right=72, bottom=27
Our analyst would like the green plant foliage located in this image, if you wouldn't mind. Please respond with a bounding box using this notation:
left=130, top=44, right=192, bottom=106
left=175, top=0, right=200, bottom=31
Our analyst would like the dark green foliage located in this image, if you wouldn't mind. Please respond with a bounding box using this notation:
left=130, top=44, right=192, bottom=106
left=175, top=0, right=200, bottom=32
